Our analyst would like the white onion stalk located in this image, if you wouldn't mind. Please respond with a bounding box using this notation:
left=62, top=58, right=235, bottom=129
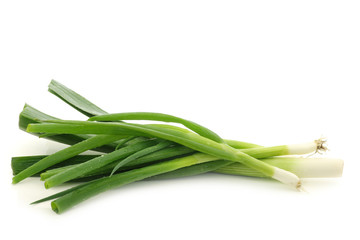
left=238, top=138, right=328, bottom=190
left=26, top=117, right=328, bottom=190
left=272, top=139, right=328, bottom=190
left=287, top=138, right=327, bottom=155
left=272, top=167, right=302, bottom=189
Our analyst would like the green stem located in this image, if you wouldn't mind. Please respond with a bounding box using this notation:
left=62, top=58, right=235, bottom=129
left=110, top=140, right=173, bottom=176
left=11, top=139, right=258, bottom=177
left=89, top=112, right=224, bottom=143
left=11, top=155, right=99, bottom=176
left=27, top=121, right=277, bottom=178
left=12, top=135, right=126, bottom=184
left=13, top=145, right=195, bottom=179
left=42, top=144, right=290, bottom=183
left=147, top=160, right=231, bottom=180
left=43, top=139, right=159, bottom=188
left=50, top=153, right=218, bottom=214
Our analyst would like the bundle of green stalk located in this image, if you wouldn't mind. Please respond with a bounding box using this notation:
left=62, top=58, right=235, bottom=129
left=12, top=80, right=344, bottom=214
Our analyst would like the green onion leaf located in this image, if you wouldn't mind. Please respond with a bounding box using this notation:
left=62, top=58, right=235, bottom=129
left=89, top=112, right=225, bottom=143
left=48, top=80, right=108, bottom=117
left=12, top=134, right=126, bottom=184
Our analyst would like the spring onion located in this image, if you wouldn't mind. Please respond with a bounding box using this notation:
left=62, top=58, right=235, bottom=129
left=41, top=140, right=325, bottom=185
left=41, top=154, right=344, bottom=214
left=27, top=120, right=327, bottom=189
left=11, top=80, right=344, bottom=214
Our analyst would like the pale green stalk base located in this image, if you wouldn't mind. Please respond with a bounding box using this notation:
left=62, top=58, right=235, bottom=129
left=215, top=157, right=344, bottom=178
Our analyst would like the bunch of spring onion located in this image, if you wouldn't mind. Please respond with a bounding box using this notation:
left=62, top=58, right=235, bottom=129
left=11, top=80, right=344, bottom=214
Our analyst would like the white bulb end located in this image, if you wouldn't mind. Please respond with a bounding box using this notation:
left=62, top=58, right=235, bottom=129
left=287, top=138, right=327, bottom=155
left=292, top=158, right=344, bottom=178
left=272, top=167, right=302, bottom=190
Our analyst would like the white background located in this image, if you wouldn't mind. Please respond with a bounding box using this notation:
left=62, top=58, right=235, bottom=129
left=1, top=1, right=359, bottom=239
